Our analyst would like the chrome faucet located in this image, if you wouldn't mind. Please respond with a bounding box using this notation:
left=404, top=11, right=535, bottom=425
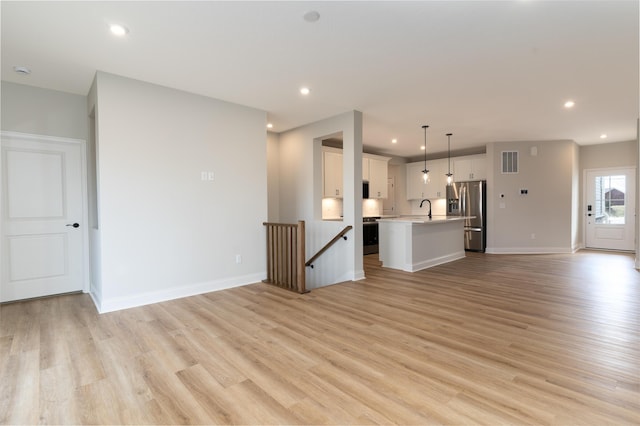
left=419, top=199, right=432, bottom=218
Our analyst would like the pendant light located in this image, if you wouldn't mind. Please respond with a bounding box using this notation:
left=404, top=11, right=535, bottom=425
left=422, top=125, right=429, bottom=183
left=445, top=133, right=453, bottom=185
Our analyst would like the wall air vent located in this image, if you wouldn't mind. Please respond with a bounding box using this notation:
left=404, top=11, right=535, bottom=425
left=501, top=151, right=519, bottom=174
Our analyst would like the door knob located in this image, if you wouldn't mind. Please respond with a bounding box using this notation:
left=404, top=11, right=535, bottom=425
left=66, top=223, right=80, bottom=228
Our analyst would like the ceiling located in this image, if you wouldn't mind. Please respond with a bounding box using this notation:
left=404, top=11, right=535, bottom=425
left=2, top=1, right=638, bottom=159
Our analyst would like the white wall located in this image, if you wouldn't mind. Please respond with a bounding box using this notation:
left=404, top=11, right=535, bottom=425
left=87, top=78, right=102, bottom=304
left=92, top=72, right=267, bottom=312
left=571, top=143, right=580, bottom=250
left=1, top=81, right=88, bottom=140
left=580, top=140, right=637, bottom=170
left=486, top=140, right=578, bottom=253
left=266, top=131, right=280, bottom=221
left=277, top=111, right=364, bottom=288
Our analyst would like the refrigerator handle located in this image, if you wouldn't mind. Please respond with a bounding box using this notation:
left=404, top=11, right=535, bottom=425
left=461, top=186, right=466, bottom=216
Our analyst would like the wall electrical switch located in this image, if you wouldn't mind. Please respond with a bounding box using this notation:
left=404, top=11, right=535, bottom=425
left=201, top=171, right=208, bottom=181
left=208, top=172, right=215, bottom=181
left=235, top=254, right=242, bottom=264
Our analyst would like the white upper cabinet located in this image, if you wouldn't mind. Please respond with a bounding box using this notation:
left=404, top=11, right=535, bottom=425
left=426, top=159, right=447, bottom=199
left=322, top=149, right=390, bottom=199
left=406, top=159, right=446, bottom=200
left=323, top=147, right=343, bottom=198
left=452, top=154, right=486, bottom=181
left=407, top=158, right=469, bottom=200
left=365, top=155, right=390, bottom=199
left=406, top=162, right=427, bottom=200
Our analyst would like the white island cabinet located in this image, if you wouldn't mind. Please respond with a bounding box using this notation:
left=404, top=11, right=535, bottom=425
left=377, top=216, right=468, bottom=272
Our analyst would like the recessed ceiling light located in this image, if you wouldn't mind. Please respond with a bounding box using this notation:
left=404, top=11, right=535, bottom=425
left=13, top=66, right=31, bottom=75
left=266, top=123, right=273, bottom=129
left=600, top=134, right=607, bottom=139
left=564, top=100, right=575, bottom=108
left=421, top=146, right=425, bottom=150
left=391, top=139, right=397, bottom=144
left=300, top=87, right=310, bottom=95
left=109, top=23, right=129, bottom=37
left=303, top=11, right=321, bottom=23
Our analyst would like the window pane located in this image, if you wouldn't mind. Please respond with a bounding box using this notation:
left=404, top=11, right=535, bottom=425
left=595, top=175, right=625, bottom=224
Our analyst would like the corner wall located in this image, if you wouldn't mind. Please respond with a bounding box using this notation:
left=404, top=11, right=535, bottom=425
left=486, top=140, right=577, bottom=253
left=267, top=131, right=280, bottom=222
left=277, top=111, right=364, bottom=288
left=93, top=72, right=268, bottom=312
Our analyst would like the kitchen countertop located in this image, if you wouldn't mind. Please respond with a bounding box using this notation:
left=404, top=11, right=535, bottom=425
left=377, top=215, right=473, bottom=224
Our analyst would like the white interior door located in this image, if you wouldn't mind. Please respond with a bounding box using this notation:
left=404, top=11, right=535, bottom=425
left=383, top=177, right=395, bottom=214
left=585, top=168, right=636, bottom=251
left=1, top=133, right=86, bottom=302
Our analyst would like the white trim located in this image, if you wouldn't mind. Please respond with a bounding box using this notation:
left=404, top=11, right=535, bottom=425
left=353, top=269, right=366, bottom=281
left=486, top=247, right=575, bottom=254
left=97, top=272, right=265, bottom=313
left=89, top=287, right=103, bottom=312
left=408, top=251, right=466, bottom=272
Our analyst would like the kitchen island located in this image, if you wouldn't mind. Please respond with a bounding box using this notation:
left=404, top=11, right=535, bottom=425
left=377, top=216, right=468, bottom=272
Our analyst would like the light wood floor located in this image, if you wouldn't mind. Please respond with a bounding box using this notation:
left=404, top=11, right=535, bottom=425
left=1, top=251, right=639, bottom=425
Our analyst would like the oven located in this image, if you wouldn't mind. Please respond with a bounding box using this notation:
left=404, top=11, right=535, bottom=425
left=363, top=216, right=380, bottom=255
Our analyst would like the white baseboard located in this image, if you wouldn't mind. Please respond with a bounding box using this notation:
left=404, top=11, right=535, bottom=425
left=409, top=251, right=466, bottom=272
left=89, top=288, right=102, bottom=312
left=485, top=246, right=575, bottom=254
left=97, top=272, right=265, bottom=314
left=353, top=269, right=366, bottom=281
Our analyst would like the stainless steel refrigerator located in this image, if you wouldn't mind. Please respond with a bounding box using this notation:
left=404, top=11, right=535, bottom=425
left=447, top=180, right=486, bottom=252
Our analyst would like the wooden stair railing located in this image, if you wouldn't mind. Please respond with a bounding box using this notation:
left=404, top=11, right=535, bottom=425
left=305, top=225, right=353, bottom=268
left=263, top=221, right=306, bottom=293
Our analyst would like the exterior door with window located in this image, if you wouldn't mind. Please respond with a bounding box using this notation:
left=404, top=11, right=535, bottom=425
left=1, top=132, right=86, bottom=302
left=585, top=168, right=635, bottom=251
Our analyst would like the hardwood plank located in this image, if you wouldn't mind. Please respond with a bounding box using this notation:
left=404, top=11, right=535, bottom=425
left=175, top=363, right=240, bottom=424
left=39, top=362, right=79, bottom=424
left=0, top=350, right=40, bottom=424
left=0, top=250, right=638, bottom=424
